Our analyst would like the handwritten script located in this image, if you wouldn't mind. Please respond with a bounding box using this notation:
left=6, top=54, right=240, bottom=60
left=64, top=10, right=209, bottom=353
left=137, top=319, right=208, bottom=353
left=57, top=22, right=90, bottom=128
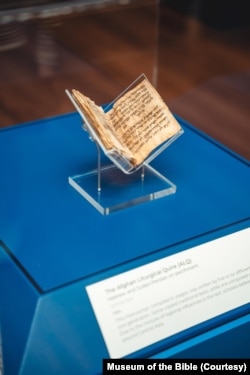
left=72, top=78, right=181, bottom=167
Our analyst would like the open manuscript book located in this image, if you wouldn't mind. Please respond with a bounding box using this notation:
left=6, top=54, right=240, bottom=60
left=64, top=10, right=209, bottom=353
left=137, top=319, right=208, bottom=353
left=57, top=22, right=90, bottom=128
left=66, top=75, right=183, bottom=174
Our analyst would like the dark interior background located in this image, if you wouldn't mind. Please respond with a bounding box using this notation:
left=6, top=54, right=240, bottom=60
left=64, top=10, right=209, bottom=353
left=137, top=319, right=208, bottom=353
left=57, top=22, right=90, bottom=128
left=0, top=0, right=249, bottom=158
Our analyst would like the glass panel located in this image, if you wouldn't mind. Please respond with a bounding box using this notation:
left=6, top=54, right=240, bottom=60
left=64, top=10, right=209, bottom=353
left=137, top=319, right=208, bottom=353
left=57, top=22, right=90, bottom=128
left=0, top=0, right=159, bottom=127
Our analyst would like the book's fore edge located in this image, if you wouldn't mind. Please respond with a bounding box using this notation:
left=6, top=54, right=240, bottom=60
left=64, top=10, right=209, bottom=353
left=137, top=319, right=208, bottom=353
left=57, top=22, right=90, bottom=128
left=65, top=89, right=98, bottom=142
left=65, top=89, right=135, bottom=169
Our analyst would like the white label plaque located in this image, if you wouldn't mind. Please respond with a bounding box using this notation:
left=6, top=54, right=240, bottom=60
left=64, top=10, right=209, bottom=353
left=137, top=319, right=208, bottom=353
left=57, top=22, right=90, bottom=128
left=86, top=228, right=250, bottom=358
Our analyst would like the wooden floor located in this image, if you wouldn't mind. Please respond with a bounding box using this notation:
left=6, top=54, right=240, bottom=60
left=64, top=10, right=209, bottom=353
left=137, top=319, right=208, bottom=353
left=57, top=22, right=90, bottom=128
left=0, top=1, right=249, bottom=159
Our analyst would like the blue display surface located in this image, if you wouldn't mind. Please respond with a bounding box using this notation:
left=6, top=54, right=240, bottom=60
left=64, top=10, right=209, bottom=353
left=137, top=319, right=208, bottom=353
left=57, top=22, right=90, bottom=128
left=0, top=112, right=249, bottom=374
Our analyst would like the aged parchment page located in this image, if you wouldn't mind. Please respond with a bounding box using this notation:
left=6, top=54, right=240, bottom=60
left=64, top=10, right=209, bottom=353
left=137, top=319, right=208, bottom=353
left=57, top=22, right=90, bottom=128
left=72, top=78, right=181, bottom=167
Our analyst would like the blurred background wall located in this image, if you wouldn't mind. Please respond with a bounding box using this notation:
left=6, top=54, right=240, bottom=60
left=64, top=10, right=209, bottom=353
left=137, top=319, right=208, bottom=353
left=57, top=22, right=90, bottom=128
left=0, top=0, right=249, bottom=158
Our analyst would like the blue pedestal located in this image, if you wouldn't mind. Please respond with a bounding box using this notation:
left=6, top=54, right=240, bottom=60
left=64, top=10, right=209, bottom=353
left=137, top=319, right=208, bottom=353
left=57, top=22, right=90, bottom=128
left=0, top=113, right=249, bottom=374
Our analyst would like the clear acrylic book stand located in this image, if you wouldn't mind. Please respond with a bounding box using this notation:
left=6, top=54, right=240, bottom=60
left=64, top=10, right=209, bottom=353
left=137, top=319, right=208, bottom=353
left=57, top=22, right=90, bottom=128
left=66, top=74, right=183, bottom=215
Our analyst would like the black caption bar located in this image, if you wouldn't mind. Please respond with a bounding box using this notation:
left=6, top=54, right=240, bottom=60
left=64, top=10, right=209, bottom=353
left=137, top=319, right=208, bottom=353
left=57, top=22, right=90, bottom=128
left=103, top=359, right=249, bottom=374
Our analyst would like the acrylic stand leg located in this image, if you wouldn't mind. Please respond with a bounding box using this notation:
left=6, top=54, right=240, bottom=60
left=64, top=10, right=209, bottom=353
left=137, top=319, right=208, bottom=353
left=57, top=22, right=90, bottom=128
left=69, top=144, right=176, bottom=214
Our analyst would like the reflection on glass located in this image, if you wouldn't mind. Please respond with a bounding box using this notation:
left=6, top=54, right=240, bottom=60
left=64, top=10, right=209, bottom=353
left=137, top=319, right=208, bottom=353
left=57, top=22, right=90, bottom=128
left=0, top=0, right=159, bottom=127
